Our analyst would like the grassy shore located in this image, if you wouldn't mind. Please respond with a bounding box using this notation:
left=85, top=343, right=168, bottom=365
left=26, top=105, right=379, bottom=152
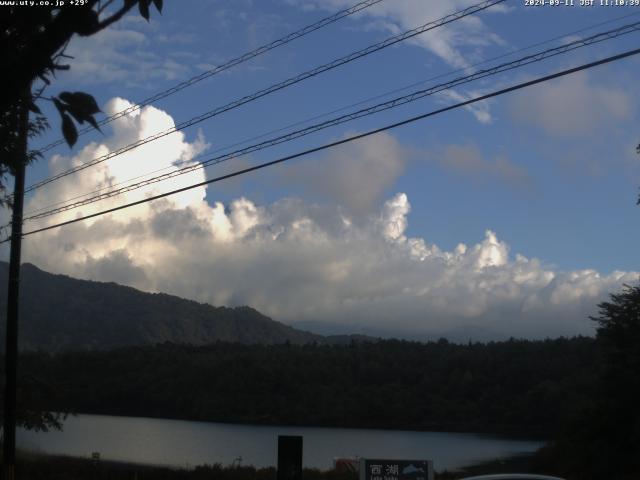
left=8, top=451, right=552, bottom=480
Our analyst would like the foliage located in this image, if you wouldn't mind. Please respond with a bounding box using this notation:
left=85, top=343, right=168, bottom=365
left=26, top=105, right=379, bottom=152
left=17, top=337, right=598, bottom=438
left=0, top=0, right=162, bottom=433
left=0, top=368, right=65, bottom=433
left=0, top=0, right=163, bottom=202
left=15, top=455, right=279, bottom=480
left=0, top=103, right=48, bottom=206
left=537, top=282, right=640, bottom=479
left=8, top=454, right=548, bottom=480
left=13, top=455, right=357, bottom=480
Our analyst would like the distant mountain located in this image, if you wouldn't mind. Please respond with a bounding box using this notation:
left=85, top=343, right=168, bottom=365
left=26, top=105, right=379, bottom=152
left=292, top=319, right=406, bottom=339
left=437, top=325, right=508, bottom=343
left=323, top=333, right=380, bottom=345
left=0, top=262, right=327, bottom=352
left=293, top=318, right=509, bottom=343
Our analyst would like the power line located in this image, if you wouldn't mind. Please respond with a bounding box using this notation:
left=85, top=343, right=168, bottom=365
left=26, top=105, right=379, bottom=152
left=178, top=10, right=640, bottom=158
left=11, top=46, right=640, bottom=242
left=23, top=20, right=640, bottom=222
left=25, top=19, right=640, bottom=220
left=28, top=0, right=504, bottom=193
left=24, top=0, right=506, bottom=194
left=34, top=0, right=388, bottom=155
left=24, top=9, right=640, bottom=219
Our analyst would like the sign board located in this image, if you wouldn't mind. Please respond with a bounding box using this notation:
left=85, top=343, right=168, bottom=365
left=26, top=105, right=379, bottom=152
left=359, top=459, right=434, bottom=480
left=277, top=435, right=303, bottom=480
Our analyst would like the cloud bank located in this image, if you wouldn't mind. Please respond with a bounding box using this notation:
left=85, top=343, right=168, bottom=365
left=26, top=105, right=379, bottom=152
left=288, top=0, right=506, bottom=69
left=56, top=16, right=197, bottom=88
left=286, top=0, right=506, bottom=125
left=508, top=71, right=632, bottom=138
left=6, top=99, right=636, bottom=341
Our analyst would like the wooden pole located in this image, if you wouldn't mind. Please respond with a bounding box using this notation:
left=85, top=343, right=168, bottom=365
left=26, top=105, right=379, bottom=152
left=3, top=86, right=29, bottom=480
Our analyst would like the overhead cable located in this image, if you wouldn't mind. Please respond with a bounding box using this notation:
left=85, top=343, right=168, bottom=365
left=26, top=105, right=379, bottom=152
left=35, top=0, right=388, bottom=154
left=24, top=20, right=640, bottom=221
left=25, top=9, right=639, bottom=218
left=25, top=0, right=506, bottom=194
left=11, top=46, right=640, bottom=242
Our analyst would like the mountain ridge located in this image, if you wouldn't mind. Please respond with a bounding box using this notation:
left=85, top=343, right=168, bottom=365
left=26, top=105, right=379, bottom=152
left=0, top=262, right=367, bottom=351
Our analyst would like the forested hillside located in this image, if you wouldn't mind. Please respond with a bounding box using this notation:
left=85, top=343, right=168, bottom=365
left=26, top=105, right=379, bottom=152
left=0, top=262, right=322, bottom=350
left=16, top=337, right=597, bottom=437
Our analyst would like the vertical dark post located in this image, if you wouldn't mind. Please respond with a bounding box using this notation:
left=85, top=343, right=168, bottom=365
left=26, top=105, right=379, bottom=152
left=3, top=87, right=29, bottom=480
left=277, top=435, right=303, bottom=480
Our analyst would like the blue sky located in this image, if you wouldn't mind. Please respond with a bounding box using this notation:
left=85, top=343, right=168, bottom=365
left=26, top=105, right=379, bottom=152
left=8, top=0, right=640, bottom=339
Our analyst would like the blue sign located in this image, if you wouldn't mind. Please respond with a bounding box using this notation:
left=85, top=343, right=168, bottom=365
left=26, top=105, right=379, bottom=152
left=360, top=459, right=434, bottom=480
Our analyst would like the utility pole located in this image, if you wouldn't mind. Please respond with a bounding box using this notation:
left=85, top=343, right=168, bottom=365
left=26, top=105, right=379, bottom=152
left=3, top=86, right=30, bottom=480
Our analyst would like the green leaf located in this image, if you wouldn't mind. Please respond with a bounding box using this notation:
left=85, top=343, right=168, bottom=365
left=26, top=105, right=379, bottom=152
left=53, top=97, right=66, bottom=115
left=59, top=91, right=100, bottom=115
left=152, top=0, right=163, bottom=13
left=139, top=0, right=150, bottom=21
left=65, top=108, right=86, bottom=125
left=61, top=113, right=78, bottom=147
left=74, top=8, right=99, bottom=36
left=57, top=92, right=102, bottom=134
left=28, top=102, right=41, bottom=115
left=58, top=92, right=73, bottom=104
left=86, top=115, right=102, bottom=133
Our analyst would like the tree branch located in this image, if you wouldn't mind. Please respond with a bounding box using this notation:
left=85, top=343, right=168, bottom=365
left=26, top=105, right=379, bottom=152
left=90, top=1, right=137, bottom=34
left=0, top=1, right=138, bottom=114
left=97, top=0, right=117, bottom=15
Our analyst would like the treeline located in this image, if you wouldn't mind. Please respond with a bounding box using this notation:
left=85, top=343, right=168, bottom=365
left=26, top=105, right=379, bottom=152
left=11, top=452, right=536, bottom=480
left=14, top=337, right=598, bottom=437
left=12, top=455, right=353, bottom=480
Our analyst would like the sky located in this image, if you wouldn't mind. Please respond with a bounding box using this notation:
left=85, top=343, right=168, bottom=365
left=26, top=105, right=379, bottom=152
left=3, top=0, right=640, bottom=340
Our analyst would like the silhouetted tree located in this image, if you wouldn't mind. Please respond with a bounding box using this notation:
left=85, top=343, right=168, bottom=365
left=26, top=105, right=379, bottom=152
left=538, top=282, right=640, bottom=479
left=15, top=337, right=599, bottom=437
left=0, top=0, right=163, bottom=204
left=588, top=282, right=640, bottom=478
left=0, top=0, right=163, bottom=432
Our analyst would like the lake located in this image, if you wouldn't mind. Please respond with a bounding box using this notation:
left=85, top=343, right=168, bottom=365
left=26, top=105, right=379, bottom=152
left=17, top=414, right=544, bottom=472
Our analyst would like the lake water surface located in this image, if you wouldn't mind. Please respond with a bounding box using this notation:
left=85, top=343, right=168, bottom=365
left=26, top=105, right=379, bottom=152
left=18, top=414, right=544, bottom=472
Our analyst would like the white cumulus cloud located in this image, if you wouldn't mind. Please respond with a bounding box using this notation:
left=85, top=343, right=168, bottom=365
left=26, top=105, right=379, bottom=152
left=4, top=98, right=637, bottom=341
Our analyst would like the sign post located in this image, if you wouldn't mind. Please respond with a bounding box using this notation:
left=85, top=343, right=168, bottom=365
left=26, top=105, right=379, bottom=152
left=359, top=459, right=434, bottom=480
left=277, top=435, right=303, bottom=480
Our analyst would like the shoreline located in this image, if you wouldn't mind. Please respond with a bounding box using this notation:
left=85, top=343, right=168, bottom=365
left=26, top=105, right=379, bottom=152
left=11, top=450, right=543, bottom=479
left=49, top=410, right=552, bottom=440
